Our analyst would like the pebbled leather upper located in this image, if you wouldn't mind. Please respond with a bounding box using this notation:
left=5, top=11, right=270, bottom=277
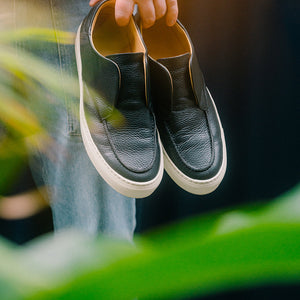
left=105, top=53, right=157, bottom=174
left=79, top=3, right=160, bottom=182
left=158, top=53, right=213, bottom=172
left=80, top=3, right=119, bottom=111
left=149, top=42, right=224, bottom=180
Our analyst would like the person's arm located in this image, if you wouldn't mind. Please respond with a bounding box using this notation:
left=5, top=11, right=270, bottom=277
left=89, top=0, right=178, bottom=28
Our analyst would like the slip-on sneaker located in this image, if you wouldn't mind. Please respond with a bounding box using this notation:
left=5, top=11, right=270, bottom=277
left=141, top=18, right=227, bottom=195
left=75, top=0, right=163, bottom=198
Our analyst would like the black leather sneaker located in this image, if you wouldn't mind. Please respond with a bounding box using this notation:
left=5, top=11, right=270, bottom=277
left=75, top=0, right=163, bottom=198
left=142, top=18, right=227, bottom=195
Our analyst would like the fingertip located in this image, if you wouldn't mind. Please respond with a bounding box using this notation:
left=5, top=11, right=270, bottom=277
left=115, top=14, right=131, bottom=27
left=154, top=1, right=167, bottom=19
left=115, top=0, right=134, bottom=26
left=166, top=0, right=178, bottom=26
left=166, top=12, right=177, bottom=26
left=166, top=16, right=177, bottom=27
left=143, top=17, right=156, bottom=29
left=156, top=9, right=166, bottom=20
left=138, top=0, right=156, bottom=28
left=89, top=0, right=96, bottom=7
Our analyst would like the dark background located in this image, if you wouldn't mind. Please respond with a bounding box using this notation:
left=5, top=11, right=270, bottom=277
left=0, top=0, right=299, bottom=298
left=137, top=0, right=300, bottom=298
left=136, top=0, right=300, bottom=232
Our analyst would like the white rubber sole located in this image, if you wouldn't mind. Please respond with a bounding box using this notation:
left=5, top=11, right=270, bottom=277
left=75, top=24, right=164, bottom=198
left=163, top=89, right=227, bottom=195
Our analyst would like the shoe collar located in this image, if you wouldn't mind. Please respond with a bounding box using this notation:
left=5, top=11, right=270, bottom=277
left=87, top=0, right=150, bottom=107
left=140, top=18, right=208, bottom=110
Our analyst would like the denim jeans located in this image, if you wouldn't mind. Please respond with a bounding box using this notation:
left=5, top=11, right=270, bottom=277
left=8, top=0, right=136, bottom=240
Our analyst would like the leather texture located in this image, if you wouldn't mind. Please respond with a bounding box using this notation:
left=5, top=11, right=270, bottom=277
left=80, top=1, right=119, bottom=111
left=147, top=23, right=224, bottom=180
left=79, top=1, right=161, bottom=182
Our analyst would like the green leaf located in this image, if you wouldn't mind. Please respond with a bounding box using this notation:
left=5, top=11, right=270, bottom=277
left=0, top=155, right=26, bottom=196
left=0, top=46, right=78, bottom=100
left=0, top=28, right=74, bottom=45
left=0, top=45, right=124, bottom=127
left=0, top=98, right=42, bottom=136
left=0, top=185, right=299, bottom=300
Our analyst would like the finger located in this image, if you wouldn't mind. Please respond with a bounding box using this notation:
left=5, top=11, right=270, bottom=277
left=137, top=0, right=156, bottom=29
left=89, top=0, right=98, bottom=6
left=115, top=0, right=135, bottom=26
left=165, top=0, right=178, bottom=26
left=153, top=0, right=167, bottom=20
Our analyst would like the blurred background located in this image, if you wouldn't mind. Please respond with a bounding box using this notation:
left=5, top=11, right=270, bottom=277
left=137, top=0, right=300, bottom=232
left=0, top=0, right=299, bottom=298
left=139, top=0, right=300, bottom=298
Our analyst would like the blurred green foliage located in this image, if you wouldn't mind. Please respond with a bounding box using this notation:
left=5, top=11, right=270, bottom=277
left=0, top=31, right=121, bottom=193
left=0, top=25, right=76, bottom=195
left=0, top=23, right=123, bottom=196
left=0, top=184, right=299, bottom=299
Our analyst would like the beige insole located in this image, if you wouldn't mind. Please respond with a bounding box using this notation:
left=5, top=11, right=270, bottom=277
left=92, top=5, right=144, bottom=56
left=142, top=18, right=191, bottom=60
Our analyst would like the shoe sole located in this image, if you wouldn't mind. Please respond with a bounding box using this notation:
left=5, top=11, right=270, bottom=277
left=75, top=24, right=164, bottom=198
left=162, top=88, right=227, bottom=195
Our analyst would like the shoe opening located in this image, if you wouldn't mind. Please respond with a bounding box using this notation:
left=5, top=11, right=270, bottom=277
left=91, top=2, right=145, bottom=56
left=142, top=17, right=191, bottom=60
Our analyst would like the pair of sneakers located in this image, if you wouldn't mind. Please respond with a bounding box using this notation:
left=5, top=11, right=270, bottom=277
left=75, top=0, right=227, bottom=198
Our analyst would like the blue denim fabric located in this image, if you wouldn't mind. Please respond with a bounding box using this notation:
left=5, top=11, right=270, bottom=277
left=10, top=0, right=136, bottom=240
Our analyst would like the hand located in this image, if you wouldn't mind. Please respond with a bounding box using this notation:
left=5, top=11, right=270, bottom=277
left=89, top=0, right=178, bottom=28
